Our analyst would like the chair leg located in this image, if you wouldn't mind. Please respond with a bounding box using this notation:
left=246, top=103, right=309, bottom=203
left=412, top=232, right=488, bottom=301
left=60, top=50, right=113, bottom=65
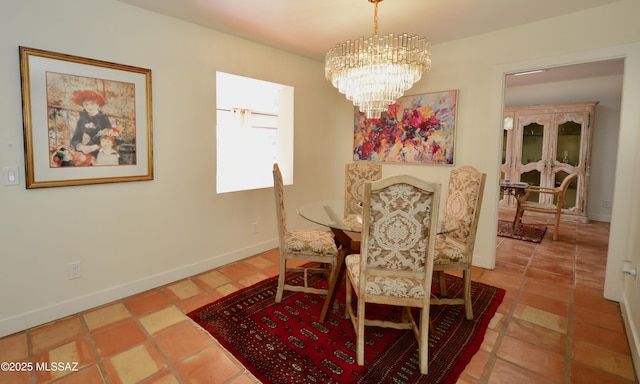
left=275, top=258, right=286, bottom=303
left=356, top=299, right=366, bottom=366
left=419, top=306, right=430, bottom=375
left=345, top=275, right=352, bottom=319
left=463, top=268, right=473, bottom=320
left=437, top=271, right=447, bottom=297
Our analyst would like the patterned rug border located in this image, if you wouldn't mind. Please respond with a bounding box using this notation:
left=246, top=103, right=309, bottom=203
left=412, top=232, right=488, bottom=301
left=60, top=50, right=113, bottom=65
left=497, top=219, right=547, bottom=243
left=188, top=272, right=505, bottom=384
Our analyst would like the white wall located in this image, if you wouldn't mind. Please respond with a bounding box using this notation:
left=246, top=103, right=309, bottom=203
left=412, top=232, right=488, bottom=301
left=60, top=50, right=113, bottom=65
left=0, top=0, right=340, bottom=336
left=505, top=74, right=623, bottom=222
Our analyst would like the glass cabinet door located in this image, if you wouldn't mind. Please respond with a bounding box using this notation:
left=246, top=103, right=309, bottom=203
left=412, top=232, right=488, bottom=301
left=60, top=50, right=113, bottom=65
left=556, top=120, right=582, bottom=167
left=520, top=122, right=544, bottom=165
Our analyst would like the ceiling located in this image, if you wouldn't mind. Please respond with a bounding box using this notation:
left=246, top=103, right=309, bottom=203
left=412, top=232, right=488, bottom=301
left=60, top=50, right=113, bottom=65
left=115, top=0, right=624, bottom=83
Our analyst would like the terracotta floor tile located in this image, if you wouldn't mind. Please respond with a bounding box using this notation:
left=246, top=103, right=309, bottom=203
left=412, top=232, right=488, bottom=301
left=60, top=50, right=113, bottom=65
left=193, top=270, right=232, bottom=290
left=175, top=292, right=220, bottom=314
left=53, top=365, right=106, bottom=384
left=139, top=306, right=189, bottom=337
left=572, top=304, right=624, bottom=333
left=573, top=320, right=631, bottom=354
left=0, top=331, right=28, bottom=361
left=529, top=258, right=575, bottom=277
left=228, top=373, right=261, bottom=384
left=236, top=272, right=270, bottom=287
left=462, top=349, right=490, bottom=379
left=488, top=358, right=556, bottom=384
left=244, top=255, right=276, bottom=270
left=505, top=317, right=567, bottom=355
left=497, top=335, right=565, bottom=382
left=522, top=279, right=571, bottom=303
left=33, top=338, right=97, bottom=383
left=525, top=267, right=574, bottom=286
left=0, top=369, right=31, bottom=384
left=174, top=345, right=242, bottom=383
left=163, top=279, right=203, bottom=301
left=92, top=319, right=147, bottom=358
left=214, top=282, right=243, bottom=297
left=30, top=316, right=85, bottom=354
left=495, top=297, right=514, bottom=316
left=477, top=270, right=523, bottom=290
left=572, top=339, right=636, bottom=381
left=104, top=343, right=167, bottom=384
left=218, top=260, right=259, bottom=281
left=518, top=291, right=569, bottom=317
left=573, top=289, right=621, bottom=314
left=83, top=303, right=131, bottom=332
left=512, top=303, right=568, bottom=333
left=140, top=370, right=182, bottom=384
left=125, top=289, right=172, bottom=317
left=570, top=361, right=636, bottom=384
left=154, top=323, right=213, bottom=363
left=488, top=312, right=506, bottom=332
left=495, top=261, right=528, bottom=278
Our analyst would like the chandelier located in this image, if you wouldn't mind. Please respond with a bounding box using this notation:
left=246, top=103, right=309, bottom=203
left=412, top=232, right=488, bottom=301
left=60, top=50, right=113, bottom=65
left=325, top=0, right=431, bottom=119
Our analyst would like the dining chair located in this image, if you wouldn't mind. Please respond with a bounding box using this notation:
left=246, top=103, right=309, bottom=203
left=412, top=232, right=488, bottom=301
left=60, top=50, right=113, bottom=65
left=513, top=172, right=578, bottom=240
left=344, top=162, right=382, bottom=218
left=344, top=175, right=441, bottom=375
left=272, top=164, right=339, bottom=303
left=431, top=165, right=486, bottom=320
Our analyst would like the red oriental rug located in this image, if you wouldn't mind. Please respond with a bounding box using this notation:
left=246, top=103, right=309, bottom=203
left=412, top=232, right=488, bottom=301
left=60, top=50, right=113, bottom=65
left=188, top=271, right=504, bottom=384
left=497, top=220, right=547, bottom=243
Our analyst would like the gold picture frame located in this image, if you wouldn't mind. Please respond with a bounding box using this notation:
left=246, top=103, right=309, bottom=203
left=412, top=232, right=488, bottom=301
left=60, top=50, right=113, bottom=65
left=19, top=46, right=153, bottom=188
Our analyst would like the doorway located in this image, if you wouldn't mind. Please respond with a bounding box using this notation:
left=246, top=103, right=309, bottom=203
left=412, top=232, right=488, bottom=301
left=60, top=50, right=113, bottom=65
left=498, top=58, right=624, bottom=286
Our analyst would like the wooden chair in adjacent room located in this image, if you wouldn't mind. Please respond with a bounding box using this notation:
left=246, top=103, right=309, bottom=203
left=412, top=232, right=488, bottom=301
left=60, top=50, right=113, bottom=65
left=431, top=165, right=486, bottom=320
left=272, top=164, right=339, bottom=303
left=513, top=172, right=578, bottom=241
left=344, top=175, right=441, bottom=375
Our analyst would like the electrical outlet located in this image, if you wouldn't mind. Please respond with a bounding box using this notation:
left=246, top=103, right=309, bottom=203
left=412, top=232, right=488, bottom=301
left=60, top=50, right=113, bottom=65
left=602, top=200, right=612, bottom=208
left=252, top=222, right=259, bottom=234
left=68, top=261, right=81, bottom=279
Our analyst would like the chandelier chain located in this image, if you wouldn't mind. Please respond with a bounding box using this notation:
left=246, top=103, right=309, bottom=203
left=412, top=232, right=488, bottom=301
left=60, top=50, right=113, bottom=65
left=374, top=0, right=379, bottom=35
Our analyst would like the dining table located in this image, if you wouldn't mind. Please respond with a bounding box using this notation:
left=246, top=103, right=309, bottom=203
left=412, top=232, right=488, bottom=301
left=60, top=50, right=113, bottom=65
left=499, top=180, right=529, bottom=201
left=297, top=199, right=460, bottom=323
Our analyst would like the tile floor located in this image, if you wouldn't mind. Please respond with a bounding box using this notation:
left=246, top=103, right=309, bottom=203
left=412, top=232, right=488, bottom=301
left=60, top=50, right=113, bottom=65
left=0, top=213, right=636, bottom=383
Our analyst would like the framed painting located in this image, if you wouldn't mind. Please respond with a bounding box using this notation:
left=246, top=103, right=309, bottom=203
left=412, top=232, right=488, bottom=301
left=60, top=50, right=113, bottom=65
left=19, top=46, right=153, bottom=188
left=353, top=90, right=457, bottom=164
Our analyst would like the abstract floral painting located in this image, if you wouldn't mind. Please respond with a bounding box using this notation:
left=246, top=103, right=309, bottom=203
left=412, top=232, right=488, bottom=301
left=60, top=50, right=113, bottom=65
left=353, top=90, right=457, bottom=164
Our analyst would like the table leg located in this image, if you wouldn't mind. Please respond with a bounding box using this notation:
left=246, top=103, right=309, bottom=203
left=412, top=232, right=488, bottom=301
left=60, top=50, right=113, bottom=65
left=319, top=229, right=360, bottom=323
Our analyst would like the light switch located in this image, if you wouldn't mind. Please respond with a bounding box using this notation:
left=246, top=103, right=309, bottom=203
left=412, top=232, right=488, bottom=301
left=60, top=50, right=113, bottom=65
left=3, top=166, right=19, bottom=186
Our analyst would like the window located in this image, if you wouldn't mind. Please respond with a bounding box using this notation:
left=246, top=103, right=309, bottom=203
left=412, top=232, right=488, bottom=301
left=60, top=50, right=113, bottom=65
left=216, top=72, right=293, bottom=193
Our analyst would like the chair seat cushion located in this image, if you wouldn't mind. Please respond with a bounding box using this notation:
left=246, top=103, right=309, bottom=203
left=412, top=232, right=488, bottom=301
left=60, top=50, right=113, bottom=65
left=284, top=230, right=338, bottom=256
left=520, top=201, right=557, bottom=211
left=434, top=236, right=467, bottom=264
left=345, top=254, right=426, bottom=298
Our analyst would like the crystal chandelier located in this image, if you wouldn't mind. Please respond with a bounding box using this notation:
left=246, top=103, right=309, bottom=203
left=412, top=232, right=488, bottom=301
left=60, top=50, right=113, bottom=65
left=325, top=0, right=431, bottom=119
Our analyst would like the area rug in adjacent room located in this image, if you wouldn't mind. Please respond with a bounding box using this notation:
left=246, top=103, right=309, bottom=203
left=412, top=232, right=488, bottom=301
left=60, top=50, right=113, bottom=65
left=497, top=219, right=547, bottom=243
left=188, top=272, right=504, bottom=384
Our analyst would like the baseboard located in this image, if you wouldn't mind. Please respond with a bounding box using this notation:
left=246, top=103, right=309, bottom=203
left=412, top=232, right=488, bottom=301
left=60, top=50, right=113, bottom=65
left=0, top=239, right=279, bottom=338
left=621, top=291, right=640, bottom=380
left=588, top=213, right=612, bottom=222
